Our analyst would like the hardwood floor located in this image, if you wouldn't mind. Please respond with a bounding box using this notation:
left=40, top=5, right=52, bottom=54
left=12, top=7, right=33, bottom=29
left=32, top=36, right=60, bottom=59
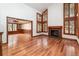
left=2, top=34, right=79, bottom=56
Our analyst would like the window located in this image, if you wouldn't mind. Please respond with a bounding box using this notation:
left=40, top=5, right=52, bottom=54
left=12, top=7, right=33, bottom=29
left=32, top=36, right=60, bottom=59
left=13, top=24, right=17, bottom=31
left=7, top=17, right=18, bottom=32
left=8, top=24, right=13, bottom=31
left=8, top=23, right=17, bottom=31
left=42, top=10, right=48, bottom=32
left=37, top=9, right=48, bottom=33
left=64, top=3, right=77, bottom=35
left=37, top=13, right=42, bottom=32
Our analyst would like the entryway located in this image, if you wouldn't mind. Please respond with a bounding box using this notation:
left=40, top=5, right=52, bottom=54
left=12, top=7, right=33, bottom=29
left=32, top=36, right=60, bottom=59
left=2, top=17, right=33, bottom=55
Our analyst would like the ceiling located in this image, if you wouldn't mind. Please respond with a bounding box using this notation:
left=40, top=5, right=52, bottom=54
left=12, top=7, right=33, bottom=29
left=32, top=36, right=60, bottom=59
left=26, top=3, right=52, bottom=12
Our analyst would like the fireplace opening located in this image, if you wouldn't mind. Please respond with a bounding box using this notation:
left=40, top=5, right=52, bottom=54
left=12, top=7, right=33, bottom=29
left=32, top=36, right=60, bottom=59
left=48, top=26, right=62, bottom=38
left=50, top=30, right=61, bottom=37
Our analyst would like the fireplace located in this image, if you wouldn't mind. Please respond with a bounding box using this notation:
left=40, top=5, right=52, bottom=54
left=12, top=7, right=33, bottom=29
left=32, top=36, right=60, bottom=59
left=48, top=26, right=62, bottom=38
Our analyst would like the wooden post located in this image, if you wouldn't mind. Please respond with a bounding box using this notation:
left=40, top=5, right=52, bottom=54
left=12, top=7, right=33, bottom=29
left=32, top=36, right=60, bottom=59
left=78, top=4, right=79, bottom=38
left=0, top=32, right=3, bottom=56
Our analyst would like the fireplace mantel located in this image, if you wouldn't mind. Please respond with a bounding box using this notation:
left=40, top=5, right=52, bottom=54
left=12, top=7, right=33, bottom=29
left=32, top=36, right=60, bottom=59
left=48, top=26, right=62, bottom=38
left=48, top=26, right=62, bottom=29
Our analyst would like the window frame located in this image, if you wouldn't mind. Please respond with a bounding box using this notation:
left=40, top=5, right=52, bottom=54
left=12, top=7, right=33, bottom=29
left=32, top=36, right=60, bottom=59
left=64, top=3, right=77, bottom=35
left=36, top=9, right=48, bottom=33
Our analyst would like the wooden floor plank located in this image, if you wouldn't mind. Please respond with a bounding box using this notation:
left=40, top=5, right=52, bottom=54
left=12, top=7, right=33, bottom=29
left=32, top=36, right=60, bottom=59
left=2, top=34, right=79, bottom=56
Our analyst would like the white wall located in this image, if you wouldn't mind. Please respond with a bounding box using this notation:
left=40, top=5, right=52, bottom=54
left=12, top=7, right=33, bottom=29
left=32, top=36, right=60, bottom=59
left=77, top=38, right=79, bottom=44
left=0, top=3, right=41, bottom=43
left=48, top=4, right=63, bottom=26
left=0, top=3, right=78, bottom=44
left=48, top=3, right=78, bottom=40
left=21, top=23, right=31, bottom=30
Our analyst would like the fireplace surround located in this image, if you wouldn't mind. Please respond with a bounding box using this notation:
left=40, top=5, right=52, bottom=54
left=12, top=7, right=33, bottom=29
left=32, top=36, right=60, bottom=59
left=48, top=26, right=62, bottom=38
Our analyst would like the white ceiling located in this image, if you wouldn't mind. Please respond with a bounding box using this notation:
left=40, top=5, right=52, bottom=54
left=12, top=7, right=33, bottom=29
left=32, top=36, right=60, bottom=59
left=25, top=3, right=52, bottom=12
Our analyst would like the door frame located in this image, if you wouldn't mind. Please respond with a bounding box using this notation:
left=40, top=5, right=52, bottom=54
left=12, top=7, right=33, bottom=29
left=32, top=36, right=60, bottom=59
left=6, top=16, right=33, bottom=44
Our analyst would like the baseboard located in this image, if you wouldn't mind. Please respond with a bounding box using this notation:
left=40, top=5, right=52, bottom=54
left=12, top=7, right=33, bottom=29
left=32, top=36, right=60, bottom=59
left=2, top=43, right=7, bottom=45
left=62, top=37, right=77, bottom=41
left=33, top=34, right=77, bottom=41
left=33, top=34, right=48, bottom=37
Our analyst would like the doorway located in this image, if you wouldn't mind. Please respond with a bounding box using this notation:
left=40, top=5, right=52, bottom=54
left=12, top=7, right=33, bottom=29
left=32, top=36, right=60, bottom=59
left=2, top=17, right=33, bottom=55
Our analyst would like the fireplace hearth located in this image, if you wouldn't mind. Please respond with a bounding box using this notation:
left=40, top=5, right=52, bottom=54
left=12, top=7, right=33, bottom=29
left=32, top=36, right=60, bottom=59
left=48, top=26, right=62, bottom=38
